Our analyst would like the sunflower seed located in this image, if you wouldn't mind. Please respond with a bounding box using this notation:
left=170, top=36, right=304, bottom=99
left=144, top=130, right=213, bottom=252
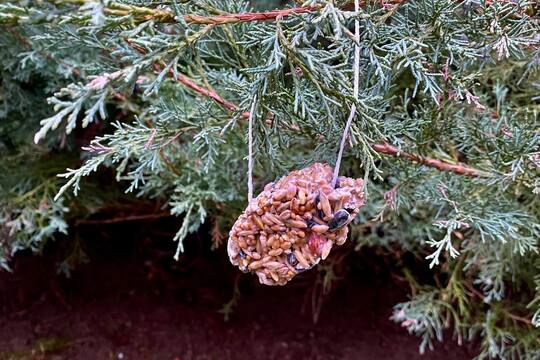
left=287, top=252, right=298, bottom=266
left=328, top=209, right=350, bottom=231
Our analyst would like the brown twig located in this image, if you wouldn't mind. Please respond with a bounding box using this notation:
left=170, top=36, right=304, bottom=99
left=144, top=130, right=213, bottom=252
left=102, top=4, right=320, bottom=25
left=182, top=5, right=320, bottom=25
left=159, top=148, right=182, bottom=177
left=76, top=212, right=171, bottom=225
left=464, top=282, right=532, bottom=326
left=169, top=69, right=242, bottom=113
left=371, top=143, right=485, bottom=177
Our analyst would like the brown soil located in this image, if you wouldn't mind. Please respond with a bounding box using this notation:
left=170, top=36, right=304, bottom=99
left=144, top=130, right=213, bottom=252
left=0, top=220, right=476, bottom=360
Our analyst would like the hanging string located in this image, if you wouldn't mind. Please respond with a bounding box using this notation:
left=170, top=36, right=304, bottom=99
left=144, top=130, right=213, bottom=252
left=248, top=0, right=360, bottom=198
left=332, top=0, right=361, bottom=188
left=247, top=94, right=257, bottom=203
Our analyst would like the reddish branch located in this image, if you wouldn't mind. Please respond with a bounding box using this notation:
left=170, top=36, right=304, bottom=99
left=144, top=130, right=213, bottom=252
left=76, top=212, right=171, bottom=225
left=165, top=68, right=252, bottom=118
left=105, top=5, right=321, bottom=25
left=463, top=282, right=532, bottom=325
left=169, top=69, right=241, bottom=113
left=106, top=0, right=532, bottom=26
left=165, top=68, right=485, bottom=177
left=371, top=143, right=482, bottom=177
left=182, top=5, right=320, bottom=25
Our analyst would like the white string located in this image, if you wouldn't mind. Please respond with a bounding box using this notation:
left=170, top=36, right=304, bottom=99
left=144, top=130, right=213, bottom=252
left=248, top=1, right=360, bottom=198
left=332, top=0, right=361, bottom=188
left=247, top=94, right=257, bottom=203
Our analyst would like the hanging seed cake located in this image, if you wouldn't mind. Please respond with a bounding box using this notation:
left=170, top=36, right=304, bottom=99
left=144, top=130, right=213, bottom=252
left=228, top=163, right=365, bottom=285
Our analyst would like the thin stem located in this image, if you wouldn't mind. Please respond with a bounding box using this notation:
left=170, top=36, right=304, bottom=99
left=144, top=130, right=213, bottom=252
left=169, top=68, right=240, bottom=113
left=247, top=95, right=257, bottom=203
left=102, top=4, right=320, bottom=24
left=463, top=282, right=532, bottom=326
left=371, top=143, right=487, bottom=177
left=76, top=212, right=171, bottom=225
left=106, top=0, right=531, bottom=25
left=183, top=5, right=319, bottom=25
left=331, top=0, right=361, bottom=188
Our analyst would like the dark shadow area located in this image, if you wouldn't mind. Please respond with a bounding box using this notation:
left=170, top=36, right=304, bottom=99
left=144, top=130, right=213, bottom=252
left=0, top=216, right=476, bottom=359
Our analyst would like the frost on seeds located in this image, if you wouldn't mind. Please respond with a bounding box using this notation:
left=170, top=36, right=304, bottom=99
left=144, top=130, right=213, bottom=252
left=227, top=163, right=365, bottom=286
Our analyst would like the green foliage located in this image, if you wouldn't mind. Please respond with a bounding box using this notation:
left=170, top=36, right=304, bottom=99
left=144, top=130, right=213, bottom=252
left=0, top=336, right=71, bottom=359
left=1, top=0, right=539, bottom=357
left=0, top=150, right=67, bottom=270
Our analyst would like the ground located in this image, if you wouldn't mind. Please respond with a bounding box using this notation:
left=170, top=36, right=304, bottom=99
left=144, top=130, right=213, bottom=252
left=0, top=219, right=476, bottom=360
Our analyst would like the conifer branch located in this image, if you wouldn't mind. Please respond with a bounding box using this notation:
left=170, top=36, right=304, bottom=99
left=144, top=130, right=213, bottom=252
left=2, top=0, right=535, bottom=27
left=3, top=1, right=539, bottom=356
left=159, top=62, right=488, bottom=178
left=133, top=43, right=488, bottom=179
left=127, top=37, right=489, bottom=178
left=102, top=0, right=534, bottom=25
left=101, top=0, right=539, bottom=25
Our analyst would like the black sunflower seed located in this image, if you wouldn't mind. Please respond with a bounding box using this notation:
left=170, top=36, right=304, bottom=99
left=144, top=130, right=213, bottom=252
left=287, top=253, right=298, bottom=266
left=328, top=209, right=350, bottom=231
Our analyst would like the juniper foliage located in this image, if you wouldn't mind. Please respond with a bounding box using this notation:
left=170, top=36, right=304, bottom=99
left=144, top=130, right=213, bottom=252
left=1, top=0, right=539, bottom=357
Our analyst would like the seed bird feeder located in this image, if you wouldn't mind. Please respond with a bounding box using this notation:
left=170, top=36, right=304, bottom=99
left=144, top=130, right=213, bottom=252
left=227, top=163, right=365, bottom=285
